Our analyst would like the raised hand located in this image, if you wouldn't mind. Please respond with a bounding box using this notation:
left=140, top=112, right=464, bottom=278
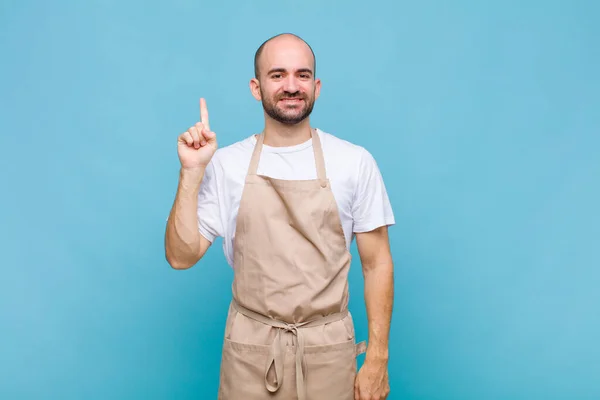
left=177, top=98, right=218, bottom=169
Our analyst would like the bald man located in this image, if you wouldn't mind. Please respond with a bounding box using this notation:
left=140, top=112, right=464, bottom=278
left=165, top=33, right=394, bottom=400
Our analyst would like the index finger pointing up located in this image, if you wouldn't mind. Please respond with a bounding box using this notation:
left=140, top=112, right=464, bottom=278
left=200, top=98, right=210, bottom=131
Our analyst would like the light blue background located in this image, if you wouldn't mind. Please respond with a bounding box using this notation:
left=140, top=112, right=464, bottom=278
left=1, top=0, right=598, bottom=399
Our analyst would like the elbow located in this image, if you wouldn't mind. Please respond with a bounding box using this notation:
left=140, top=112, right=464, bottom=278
left=165, top=248, right=201, bottom=270
left=164, top=232, right=208, bottom=270
left=167, top=257, right=193, bottom=270
left=362, top=256, right=394, bottom=275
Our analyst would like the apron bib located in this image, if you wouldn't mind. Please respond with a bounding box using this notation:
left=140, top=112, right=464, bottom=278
left=217, top=129, right=366, bottom=400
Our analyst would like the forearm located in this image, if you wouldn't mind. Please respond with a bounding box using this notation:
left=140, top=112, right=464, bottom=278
left=363, top=258, right=394, bottom=362
left=165, top=167, right=206, bottom=269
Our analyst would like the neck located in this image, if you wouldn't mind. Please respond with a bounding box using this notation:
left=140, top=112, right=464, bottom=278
left=262, top=117, right=313, bottom=147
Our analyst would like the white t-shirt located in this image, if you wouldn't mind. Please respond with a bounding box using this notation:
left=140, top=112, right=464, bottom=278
left=197, top=128, right=395, bottom=267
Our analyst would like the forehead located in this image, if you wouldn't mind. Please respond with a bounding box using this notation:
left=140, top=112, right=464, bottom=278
left=260, top=37, right=314, bottom=72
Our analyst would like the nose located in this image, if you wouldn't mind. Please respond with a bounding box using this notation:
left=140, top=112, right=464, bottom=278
left=282, top=75, right=299, bottom=93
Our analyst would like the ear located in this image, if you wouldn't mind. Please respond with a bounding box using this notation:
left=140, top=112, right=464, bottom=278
left=249, top=78, right=262, bottom=101
left=314, top=78, right=322, bottom=100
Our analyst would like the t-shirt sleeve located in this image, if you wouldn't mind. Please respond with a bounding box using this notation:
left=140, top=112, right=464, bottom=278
left=197, top=160, right=224, bottom=243
left=352, top=148, right=395, bottom=233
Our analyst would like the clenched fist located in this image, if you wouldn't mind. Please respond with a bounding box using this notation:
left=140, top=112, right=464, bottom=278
left=178, top=98, right=217, bottom=169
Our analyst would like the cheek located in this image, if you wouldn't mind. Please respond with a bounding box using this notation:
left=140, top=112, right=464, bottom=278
left=265, top=87, right=281, bottom=99
left=301, top=83, right=315, bottom=94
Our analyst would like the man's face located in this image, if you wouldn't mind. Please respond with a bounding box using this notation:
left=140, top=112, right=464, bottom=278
left=253, top=38, right=321, bottom=125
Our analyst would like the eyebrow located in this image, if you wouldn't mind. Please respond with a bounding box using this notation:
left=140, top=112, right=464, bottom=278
left=267, top=67, right=313, bottom=75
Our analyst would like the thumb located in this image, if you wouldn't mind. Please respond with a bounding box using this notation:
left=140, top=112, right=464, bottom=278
left=201, top=129, right=217, bottom=146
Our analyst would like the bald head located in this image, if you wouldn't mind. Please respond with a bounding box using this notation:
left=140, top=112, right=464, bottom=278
left=254, top=33, right=316, bottom=79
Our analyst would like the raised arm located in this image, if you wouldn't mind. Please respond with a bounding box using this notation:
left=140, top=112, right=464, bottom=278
left=165, top=98, right=218, bottom=270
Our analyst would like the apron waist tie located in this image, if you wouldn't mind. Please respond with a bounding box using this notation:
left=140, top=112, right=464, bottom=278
left=231, top=299, right=348, bottom=400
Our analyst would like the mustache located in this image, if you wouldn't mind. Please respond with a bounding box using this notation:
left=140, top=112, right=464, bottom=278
left=278, top=92, right=306, bottom=100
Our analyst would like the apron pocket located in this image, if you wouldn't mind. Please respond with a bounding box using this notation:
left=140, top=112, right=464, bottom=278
left=218, top=339, right=271, bottom=400
left=302, top=339, right=360, bottom=400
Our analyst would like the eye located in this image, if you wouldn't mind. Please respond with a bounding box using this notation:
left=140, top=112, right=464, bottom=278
left=271, top=74, right=282, bottom=79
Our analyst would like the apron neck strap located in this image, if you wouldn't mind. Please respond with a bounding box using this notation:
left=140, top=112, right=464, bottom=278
left=248, top=129, right=327, bottom=182
left=248, top=132, right=265, bottom=175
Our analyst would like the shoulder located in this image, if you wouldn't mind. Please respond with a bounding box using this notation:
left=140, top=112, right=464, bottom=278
left=318, top=129, right=387, bottom=194
left=208, top=134, right=256, bottom=173
left=318, top=128, right=375, bottom=167
left=213, top=134, right=255, bottom=162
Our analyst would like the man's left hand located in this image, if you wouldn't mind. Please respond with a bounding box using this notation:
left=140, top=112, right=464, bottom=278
left=354, top=357, right=390, bottom=400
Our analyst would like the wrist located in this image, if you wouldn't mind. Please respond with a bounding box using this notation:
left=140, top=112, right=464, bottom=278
left=365, top=345, right=389, bottom=364
left=180, top=165, right=206, bottom=174
left=179, top=166, right=206, bottom=191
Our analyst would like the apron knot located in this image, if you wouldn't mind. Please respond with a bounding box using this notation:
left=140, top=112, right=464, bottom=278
left=282, top=322, right=301, bottom=333
left=232, top=300, right=348, bottom=400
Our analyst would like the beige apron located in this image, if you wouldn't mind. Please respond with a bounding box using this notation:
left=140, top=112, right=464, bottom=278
left=217, top=129, right=366, bottom=400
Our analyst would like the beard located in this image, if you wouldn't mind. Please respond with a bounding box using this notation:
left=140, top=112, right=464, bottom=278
left=260, top=89, right=315, bottom=125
